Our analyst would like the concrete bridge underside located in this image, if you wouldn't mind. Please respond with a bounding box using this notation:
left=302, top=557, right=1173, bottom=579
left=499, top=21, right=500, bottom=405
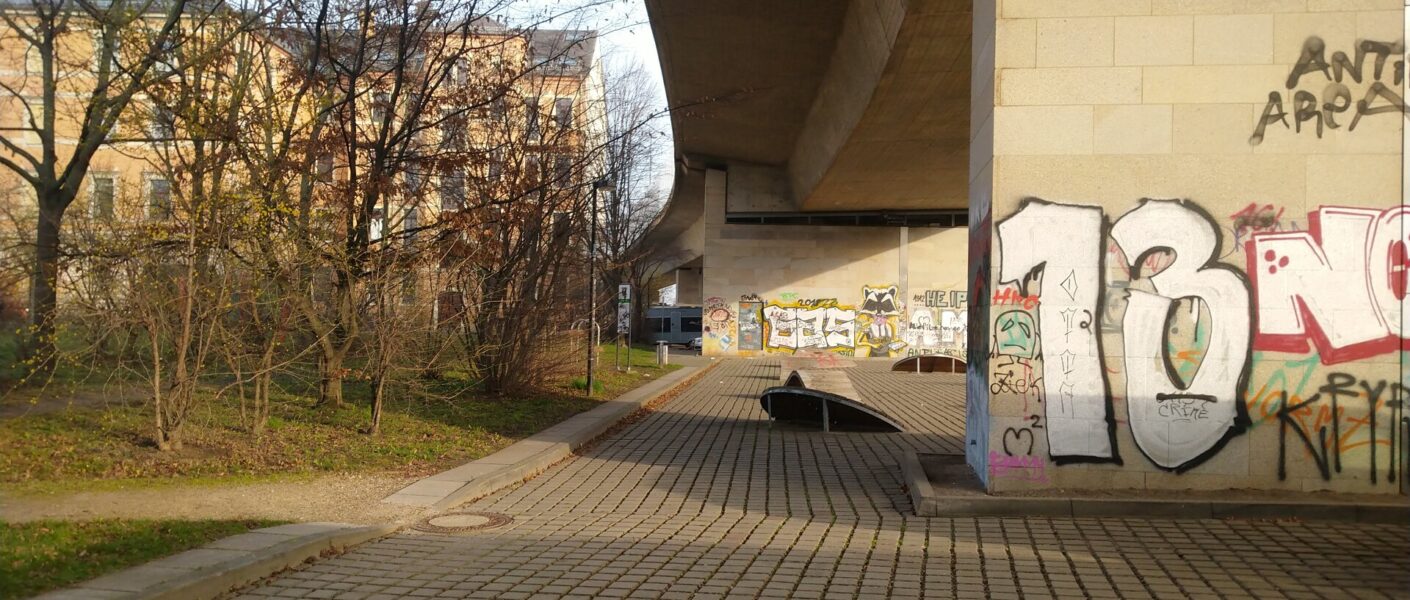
left=640, top=0, right=973, bottom=271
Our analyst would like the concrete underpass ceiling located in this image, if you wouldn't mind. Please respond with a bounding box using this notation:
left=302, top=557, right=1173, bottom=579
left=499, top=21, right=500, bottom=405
left=646, top=0, right=851, bottom=167
left=647, top=0, right=972, bottom=213
left=801, top=0, right=972, bottom=211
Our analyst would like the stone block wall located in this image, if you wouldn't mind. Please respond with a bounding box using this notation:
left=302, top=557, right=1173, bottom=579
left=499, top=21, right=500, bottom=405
left=974, top=0, right=1406, bottom=494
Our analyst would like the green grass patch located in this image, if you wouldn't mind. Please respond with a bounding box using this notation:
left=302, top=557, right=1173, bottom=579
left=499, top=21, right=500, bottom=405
left=0, top=518, right=284, bottom=597
left=1, top=348, right=680, bottom=494
left=569, top=377, right=605, bottom=393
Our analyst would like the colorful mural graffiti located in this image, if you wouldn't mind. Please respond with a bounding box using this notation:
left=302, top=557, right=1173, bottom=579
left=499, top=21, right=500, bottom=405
left=990, top=196, right=1404, bottom=486
left=762, top=299, right=857, bottom=354
left=716, top=284, right=966, bottom=358
left=904, top=289, right=968, bottom=360
left=857, top=285, right=905, bottom=358
left=702, top=296, right=736, bottom=354
left=737, top=300, right=763, bottom=351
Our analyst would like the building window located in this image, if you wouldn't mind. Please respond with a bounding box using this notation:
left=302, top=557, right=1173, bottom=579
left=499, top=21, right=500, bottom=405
left=403, top=206, right=418, bottom=246
left=525, top=96, right=540, bottom=141
left=90, top=173, right=115, bottom=218
left=553, top=97, right=573, bottom=128
left=90, top=30, right=108, bottom=73
left=680, top=316, right=702, bottom=333
left=646, top=318, right=671, bottom=333
left=371, top=91, right=391, bottom=124
left=525, top=154, right=541, bottom=185
left=315, top=153, right=334, bottom=182
left=454, top=58, right=470, bottom=85
left=440, top=109, right=464, bottom=148
left=440, top=172, right=465, bottom=211
left=553, top=155, right=572, bottom=187
left=23, top=98, right=43, bottom=144
left=487, top=148, right=503, bottom=182
left=370, top=208, right=384, bottom=241
left=24, top=28, right=42, bottom=74
left=150, top=104, right=175, bottom=139
left=146, top=176, right=172, bottom=220
left=155, top=36, right=178, bottom=74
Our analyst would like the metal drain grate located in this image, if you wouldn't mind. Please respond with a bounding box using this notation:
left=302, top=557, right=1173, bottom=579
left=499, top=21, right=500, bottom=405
left=412, top=511, right=513, bottom=534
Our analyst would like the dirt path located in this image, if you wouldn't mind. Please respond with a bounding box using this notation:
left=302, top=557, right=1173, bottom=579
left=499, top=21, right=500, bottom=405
left=0, top=473, right=430, bottom=525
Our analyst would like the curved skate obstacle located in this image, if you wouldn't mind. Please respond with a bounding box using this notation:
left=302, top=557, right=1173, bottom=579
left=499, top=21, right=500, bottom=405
left=891, top=354, right=965, bottom=373
left=758, top=369, right=903, bottom=432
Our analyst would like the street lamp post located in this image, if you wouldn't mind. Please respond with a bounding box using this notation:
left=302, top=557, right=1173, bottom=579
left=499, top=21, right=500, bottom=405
left=586, top=177, right=615, bottom=397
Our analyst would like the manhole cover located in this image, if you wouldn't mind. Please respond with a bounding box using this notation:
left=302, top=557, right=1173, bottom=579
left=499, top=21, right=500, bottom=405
left=413, top=511, right=512, bottom=534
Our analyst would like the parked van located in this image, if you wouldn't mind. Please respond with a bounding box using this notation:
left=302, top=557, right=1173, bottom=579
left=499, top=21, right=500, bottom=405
left=642, top=305, right=703, bottom=348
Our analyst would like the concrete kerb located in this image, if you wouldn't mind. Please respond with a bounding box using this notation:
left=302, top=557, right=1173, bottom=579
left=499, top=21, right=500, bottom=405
left=33, top=522, right=396, bottom=600
left=902, top=450, right=1410, bottom=524
left=381, top=364, right=710, bottom=511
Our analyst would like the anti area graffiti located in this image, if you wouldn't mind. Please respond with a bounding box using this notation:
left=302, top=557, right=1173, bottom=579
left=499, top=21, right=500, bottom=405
left=995, top=198, right=1251, bottom=471
left=1250, top=36, right=1406, bottom=145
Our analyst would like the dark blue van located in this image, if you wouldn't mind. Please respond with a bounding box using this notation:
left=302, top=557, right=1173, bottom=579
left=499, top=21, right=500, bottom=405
left=643, top=305, right=703, bottom=348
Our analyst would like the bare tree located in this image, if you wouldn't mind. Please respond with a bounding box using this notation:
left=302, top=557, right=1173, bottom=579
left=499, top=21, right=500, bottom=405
left=597, top=56, right=667, bottom=330
left=0, top=0, right=247, bottom=369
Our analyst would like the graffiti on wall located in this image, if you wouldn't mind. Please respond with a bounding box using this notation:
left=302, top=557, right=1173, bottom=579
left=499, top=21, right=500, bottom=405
left=1250, top=36, right=1406, bottom=145
left=737, top=300, right=762, bottom=351
left=996, top=200, right=1121, bottom=464
left=762, top=299, right=857, bottom=354
left=1246, top=355, right=1406, bottom=484
left=994, top=196, right=1407, bottom=484
left=996, top=198, right=1253, bottom=471
left=703, top=296, right=736, bottom=354
left=1246, top=205, right=1408, bottom=364
left=857, top=285, right=906, bottom=358
left=966, top=204, right=994, bottom=480
left=904, top=289, right=968, bottom=359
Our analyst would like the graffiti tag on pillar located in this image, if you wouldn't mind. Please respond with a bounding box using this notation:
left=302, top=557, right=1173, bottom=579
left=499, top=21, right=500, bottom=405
left=995, top=197, right=1255, bottom=471
left=1110, top=200, right=1251, bottom=471
left=1247, top=206, right=1409, bottom=364
left=996, top=199, right=1116, bottom=463
left=1250, top=36, right=1407, bottom=145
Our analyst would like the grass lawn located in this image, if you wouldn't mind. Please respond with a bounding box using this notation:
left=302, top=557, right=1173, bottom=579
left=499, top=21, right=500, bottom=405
left=1, top=344, right=680, bottom=494
left=0, top=518, right=285, bottom=597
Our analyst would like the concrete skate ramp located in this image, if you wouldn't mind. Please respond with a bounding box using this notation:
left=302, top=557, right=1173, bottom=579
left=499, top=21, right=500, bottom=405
left=759, top=384, right=903, bottom=433
left=891, top=355, right=965, bottom=373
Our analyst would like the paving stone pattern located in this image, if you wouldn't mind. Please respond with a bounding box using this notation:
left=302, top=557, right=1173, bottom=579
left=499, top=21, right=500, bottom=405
left=236, top=359, right=1410, bottom=599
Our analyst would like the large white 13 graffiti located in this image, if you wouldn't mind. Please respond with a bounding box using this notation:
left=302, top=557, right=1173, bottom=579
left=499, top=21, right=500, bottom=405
left=996, top=201, right=1113, bottom=461
left=1110, top=201, right=1250, bottom=470
left=996, top=198, right=1251, bottom=471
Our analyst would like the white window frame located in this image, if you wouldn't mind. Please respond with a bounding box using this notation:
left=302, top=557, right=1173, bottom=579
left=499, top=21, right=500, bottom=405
left=89, top=172, right=117, bottom=218
left=144, top=174, right=172, bottom=220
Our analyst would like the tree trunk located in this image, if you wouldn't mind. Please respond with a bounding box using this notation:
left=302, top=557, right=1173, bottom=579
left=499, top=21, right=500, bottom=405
left=27, top=202, right=61, bottom=371
left=319, top=351, right=345, bottom=408
left=367, top=374, right=384, bottom=435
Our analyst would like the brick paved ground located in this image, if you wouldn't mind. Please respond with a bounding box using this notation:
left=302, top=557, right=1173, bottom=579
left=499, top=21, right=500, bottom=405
left=235, top=359, right=1410, bottom=599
